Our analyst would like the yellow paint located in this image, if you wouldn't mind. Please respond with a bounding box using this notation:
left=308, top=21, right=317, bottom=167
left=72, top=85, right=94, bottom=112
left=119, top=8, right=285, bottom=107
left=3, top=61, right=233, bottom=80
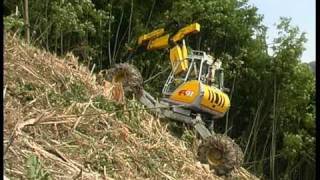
left=147, top=34, right=170, bottom=50
left=200, top=84, right=230, bottom=113
left=136, top=23, right=230, bottom=116
left=169, top=80, right=230, bottom=114
left=170, top=80, right=200, bottom=103
left=171, top=23, right=200, bottom=42
left=169, top=45, right=188, bottom=75
left=139, top=23, right=200, bottom=51
left=136, top=23, right=200, bottom=74
left=138, top=28, right=165, bottom=45
left=181, top=41, right=189, bottom=72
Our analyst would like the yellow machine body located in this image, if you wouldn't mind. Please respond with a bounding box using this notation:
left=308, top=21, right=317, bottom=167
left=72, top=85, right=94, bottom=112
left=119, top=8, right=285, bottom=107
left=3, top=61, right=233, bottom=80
left=137, top=23, right=200, bottom=48
left=136, top=23, right=230, bottom=118
left=138, top=23, right=200, bottom=75
left=138, top=28, right=165, bottom=45
left=168, top=80, right=230, bottom=117
left=169, top=44, right=189, bottom=74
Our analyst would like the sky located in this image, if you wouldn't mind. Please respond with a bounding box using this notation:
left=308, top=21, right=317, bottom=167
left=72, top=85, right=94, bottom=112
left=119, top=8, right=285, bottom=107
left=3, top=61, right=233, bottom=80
left=249, top=0, right=315, bottom=63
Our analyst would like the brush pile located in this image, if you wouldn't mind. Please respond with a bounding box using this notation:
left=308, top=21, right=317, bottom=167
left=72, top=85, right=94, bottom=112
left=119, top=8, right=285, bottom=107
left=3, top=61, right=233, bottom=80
left=4, top=33, right=258, bottom=180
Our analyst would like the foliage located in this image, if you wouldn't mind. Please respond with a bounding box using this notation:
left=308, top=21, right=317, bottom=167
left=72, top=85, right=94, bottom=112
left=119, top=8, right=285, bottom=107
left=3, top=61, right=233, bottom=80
left=48, top=80, right=89, bottom=107
left=92, top=95, right=119, bottom=111
left=26, top=155, right=51, bottom=180
left=4, top=13, right=24, bottom=33
left=4, top=0, right=315, bottom=179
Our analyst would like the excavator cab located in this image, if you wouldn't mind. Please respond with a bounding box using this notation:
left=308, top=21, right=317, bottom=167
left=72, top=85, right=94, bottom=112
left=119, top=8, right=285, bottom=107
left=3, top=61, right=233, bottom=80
left=162, top=50, right=225, bottom=95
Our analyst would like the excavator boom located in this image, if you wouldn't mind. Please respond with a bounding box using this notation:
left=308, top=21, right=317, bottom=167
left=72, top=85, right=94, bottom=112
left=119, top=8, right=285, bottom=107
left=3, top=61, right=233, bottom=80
left=137, top=23, right=200, bottom=75
left=171, top=23, right=200, bottom=43
left=138, top=23, right=200, bottom=50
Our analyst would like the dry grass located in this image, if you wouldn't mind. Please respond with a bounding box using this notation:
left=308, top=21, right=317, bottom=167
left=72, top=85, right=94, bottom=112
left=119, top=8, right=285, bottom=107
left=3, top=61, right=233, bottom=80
left=3, top=33, right=257, bottom=180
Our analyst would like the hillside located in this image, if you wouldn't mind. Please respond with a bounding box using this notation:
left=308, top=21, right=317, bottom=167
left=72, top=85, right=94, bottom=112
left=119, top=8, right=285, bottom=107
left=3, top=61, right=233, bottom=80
left=4, top=34, right=258, bottom=179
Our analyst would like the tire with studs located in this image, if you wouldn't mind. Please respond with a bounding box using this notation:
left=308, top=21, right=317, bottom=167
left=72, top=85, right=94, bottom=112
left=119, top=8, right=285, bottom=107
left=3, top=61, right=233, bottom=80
left=197, top=134, right=244, bottom=176
left=104, top=63, right=144, bottom=98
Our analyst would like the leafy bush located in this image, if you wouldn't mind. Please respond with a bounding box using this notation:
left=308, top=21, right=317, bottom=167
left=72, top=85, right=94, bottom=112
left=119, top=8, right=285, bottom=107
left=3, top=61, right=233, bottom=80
left=4, top=14, right=24, bottom=32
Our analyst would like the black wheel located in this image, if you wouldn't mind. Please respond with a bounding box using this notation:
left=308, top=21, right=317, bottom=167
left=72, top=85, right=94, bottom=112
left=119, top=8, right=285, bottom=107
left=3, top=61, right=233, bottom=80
left=197, top=134, right=244, bottom=176
left=104, top=63, right=144, bottom=98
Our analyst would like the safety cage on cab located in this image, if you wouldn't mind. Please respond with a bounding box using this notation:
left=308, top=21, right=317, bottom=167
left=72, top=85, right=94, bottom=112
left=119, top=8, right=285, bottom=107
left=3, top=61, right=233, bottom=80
left=162, top=50, right=225, bottom=96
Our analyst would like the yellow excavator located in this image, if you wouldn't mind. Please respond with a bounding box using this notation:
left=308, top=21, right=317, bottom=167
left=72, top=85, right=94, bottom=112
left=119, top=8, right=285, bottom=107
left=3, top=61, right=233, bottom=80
left=104, top=23, right=244, bottom=175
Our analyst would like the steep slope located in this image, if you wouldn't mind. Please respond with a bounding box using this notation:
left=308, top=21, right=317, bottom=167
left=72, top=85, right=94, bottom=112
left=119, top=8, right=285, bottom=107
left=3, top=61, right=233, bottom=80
left=4, top=33, right=258, bottom=180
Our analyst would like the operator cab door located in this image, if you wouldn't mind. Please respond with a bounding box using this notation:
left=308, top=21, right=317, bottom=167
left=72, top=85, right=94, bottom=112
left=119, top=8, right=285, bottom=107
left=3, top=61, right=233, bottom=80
left=162, top=50, right=204, bottom=96
left=162, top=50, right=224, bottom=96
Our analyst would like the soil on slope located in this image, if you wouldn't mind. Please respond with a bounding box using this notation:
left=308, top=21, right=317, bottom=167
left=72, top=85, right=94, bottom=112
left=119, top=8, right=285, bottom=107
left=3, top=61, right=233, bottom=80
left=3, top=33, right=258, bottom=180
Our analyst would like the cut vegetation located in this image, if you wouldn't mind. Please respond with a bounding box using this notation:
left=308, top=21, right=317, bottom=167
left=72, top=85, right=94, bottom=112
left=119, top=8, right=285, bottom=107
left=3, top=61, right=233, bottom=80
left=4, top=33, right=258, bottom=179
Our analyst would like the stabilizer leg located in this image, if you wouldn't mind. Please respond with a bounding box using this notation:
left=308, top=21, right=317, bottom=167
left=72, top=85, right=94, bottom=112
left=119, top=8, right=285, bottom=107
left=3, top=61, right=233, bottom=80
left=193, top=114, right=212, bottom=139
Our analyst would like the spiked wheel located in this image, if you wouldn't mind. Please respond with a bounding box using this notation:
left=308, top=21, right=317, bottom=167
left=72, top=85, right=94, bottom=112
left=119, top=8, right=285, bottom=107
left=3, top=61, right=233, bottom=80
left=105, top=63, right=144, bottom=98
left=197, top=134, right=244, bottom=176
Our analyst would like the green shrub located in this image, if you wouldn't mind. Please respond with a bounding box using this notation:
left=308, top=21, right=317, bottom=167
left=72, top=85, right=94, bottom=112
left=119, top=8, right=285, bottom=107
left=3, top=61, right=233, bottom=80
left=26, top=155, right=51, bottom=180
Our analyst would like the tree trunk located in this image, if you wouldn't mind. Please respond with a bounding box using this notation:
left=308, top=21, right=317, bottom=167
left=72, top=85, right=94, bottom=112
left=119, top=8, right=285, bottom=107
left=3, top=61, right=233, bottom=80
left=128, top=0, right=133, bottom=43
left=61, top=30, right=63, bottom=55
left=23, top=0, right=30, bottom=43
left=45, top=0, right=49, bottom=50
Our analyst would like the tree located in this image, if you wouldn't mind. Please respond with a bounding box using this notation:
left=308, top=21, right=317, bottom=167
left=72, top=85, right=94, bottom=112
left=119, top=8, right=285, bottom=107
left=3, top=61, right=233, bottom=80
left=23, top=0, right=30, bottom=43
left=3, top=1, right=315, bottom=179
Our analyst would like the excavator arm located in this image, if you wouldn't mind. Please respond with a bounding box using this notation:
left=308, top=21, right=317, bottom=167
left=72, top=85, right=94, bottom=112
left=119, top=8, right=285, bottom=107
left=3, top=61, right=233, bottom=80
left=137, top=23, right=200, bottom=74
left=138, top=23, right=200, bottom=50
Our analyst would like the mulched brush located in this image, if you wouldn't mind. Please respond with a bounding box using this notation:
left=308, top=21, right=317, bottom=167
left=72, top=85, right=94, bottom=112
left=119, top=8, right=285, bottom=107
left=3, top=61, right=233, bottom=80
left=4, top=33, right=259, bottom=180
